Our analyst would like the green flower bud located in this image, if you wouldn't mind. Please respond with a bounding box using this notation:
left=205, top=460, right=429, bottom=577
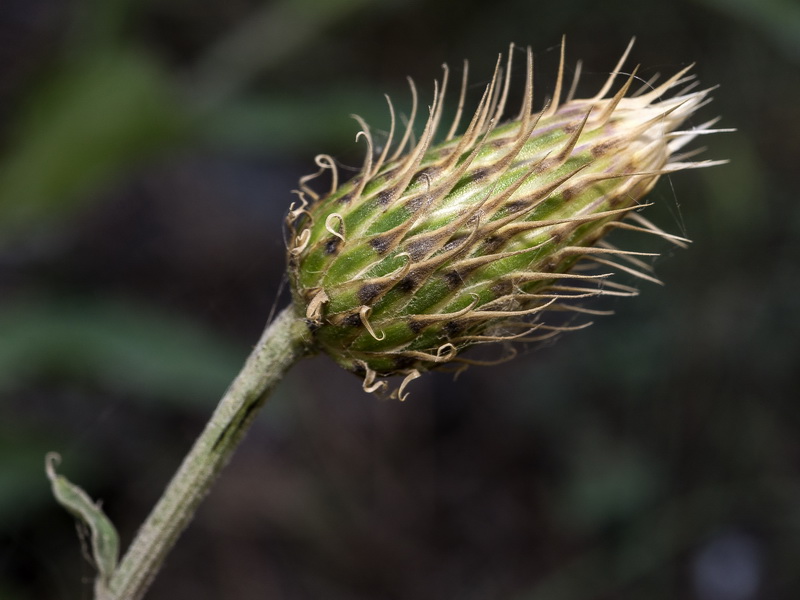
left=286, top=40, right=727, bottom=399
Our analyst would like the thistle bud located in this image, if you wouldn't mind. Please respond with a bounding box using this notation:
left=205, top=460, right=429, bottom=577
left=286, top=40, right=727, bottom=399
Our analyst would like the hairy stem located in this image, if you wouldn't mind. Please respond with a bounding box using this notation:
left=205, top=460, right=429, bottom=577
left=105, top=306, right=311, bottom=600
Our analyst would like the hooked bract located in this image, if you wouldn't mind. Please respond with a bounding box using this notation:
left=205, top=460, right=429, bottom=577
left=286, top=39, right=728, bottom=399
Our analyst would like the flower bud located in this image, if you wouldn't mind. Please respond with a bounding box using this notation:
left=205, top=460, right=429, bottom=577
left=286, top=39, right=727, bottom=399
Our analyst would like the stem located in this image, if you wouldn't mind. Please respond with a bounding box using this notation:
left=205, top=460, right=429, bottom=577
left=105, top=306, right=311, bottom=600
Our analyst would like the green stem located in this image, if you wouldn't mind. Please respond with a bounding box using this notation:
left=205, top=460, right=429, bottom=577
left=105, top=306, right=311, bottom=600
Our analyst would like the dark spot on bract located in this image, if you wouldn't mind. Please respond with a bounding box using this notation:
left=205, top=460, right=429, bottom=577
left=377, top=190, right=394, bottom=205
left=482, top=235, right=505, bottom=253
left=341, top=312, right=363, bottom=328
left=443, top=270, right=464, bottom=289
left=352, top=362, right=367, bottom=376
left=325, top=238, right=340, bottom=254
left=357, top=282, right=384, bottom=305
left=443, top=320, right=464, bottom=337
left=443, top=234, right=468, bottom=253
left=304, top=319, right=321, bottom=333
left=505, top=200, right=527, bottom=213
left=608, top=194, right=624, bottom=207
left=406, top=195, right=426, bottom=212
left=393, top=356, right=417, bottom=371
left=417, top=167, right=439, bottom=182
left=408, top=319, right=425, bottom=333
left=337, top=191, right=353, bottom=204
left=491, top=280, right=513, bottom=297
left=397, top=273, right=418, bottom=293
left=591, top=141, right=615, bottom=157
left=370, top=236, right=391, bottom=254
left=406, top=237, right=435, bottom=261
left=532, top=158, right=553, bottom=174
left=471, top=168, right=489, bottom=181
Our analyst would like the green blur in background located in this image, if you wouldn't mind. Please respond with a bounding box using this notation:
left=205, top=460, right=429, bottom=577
left=1, top=0, right=799, bottom=598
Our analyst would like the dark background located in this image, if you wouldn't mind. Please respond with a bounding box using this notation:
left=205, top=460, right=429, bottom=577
left=1, top=0, right=799, bottom=599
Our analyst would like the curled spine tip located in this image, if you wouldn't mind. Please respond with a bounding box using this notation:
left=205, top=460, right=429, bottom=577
left=371, top=94, right=396, bottom=177
left=289, top=228, right=311, bottom=255
left=359, top=305, right=385, bottom=341
left=389, top=76, right=419, bottom=163
left=325, top=213, right=346, bottom=242
left=306, top=288, right=329, bottom=321
left=394, top=369, right=421, bottom=402
left=398, top=79, right=439, bottom=177
left=358, top=360, right=387, bottom=394
left=351, top=114, right=374, bottom=198
left=318, top=154, right=339, bottom=195
left=287, top=190, right=310, bottom=225
left=295, top=152, right=339, bottom=206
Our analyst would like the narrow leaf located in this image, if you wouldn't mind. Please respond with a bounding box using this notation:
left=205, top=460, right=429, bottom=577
left=45, top=453, right=119, bottom=587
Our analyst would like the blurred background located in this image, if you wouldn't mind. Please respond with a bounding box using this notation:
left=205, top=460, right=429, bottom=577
left=1, top=0, right=799, bottom=598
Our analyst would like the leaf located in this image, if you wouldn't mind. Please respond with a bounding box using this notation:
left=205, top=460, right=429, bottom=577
left=45, top=452, right=119, bottom=590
